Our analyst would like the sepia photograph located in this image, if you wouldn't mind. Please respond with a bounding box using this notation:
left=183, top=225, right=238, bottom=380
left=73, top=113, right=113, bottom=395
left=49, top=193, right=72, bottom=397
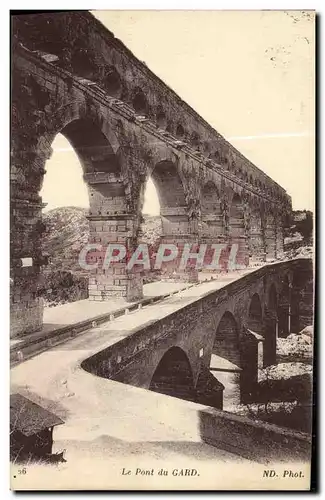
left=9, top=8, right=315, bottom=491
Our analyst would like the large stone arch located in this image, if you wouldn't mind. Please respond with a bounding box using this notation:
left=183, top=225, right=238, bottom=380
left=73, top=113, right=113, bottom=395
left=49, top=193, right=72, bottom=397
left=265, top=210, right=277, bottom=260
left=131, top=87, right=150, bottom=117
left=268, top=282, right=278, bottom=311
left=149, top=346, right=196, bottom=402
left=290, top=261, right=314, bottom=333
left=213, top=311, right=241, bottom=366
left=229, top=192, right=245, bottom=237
left=51, top=116, right=129, bottom=218
left=209, top=311, right=241, bottom=408
left=48, top=116, right=144, bottom=302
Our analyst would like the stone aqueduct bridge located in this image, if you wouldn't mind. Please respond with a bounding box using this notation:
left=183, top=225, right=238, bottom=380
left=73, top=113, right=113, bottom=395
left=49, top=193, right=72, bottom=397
left=11, top=12, right=291, bottom=337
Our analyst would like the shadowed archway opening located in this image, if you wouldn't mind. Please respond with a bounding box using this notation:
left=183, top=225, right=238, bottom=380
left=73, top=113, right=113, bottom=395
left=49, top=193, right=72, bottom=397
left=43, top=118, right=123, bottom=217
left=269, top=284, right=278, bottom=312
left=210, top=312, right=241, bottom=408
left=138, top=178, right=161, bottom=283
left=150, top=160, right=188, bottom=241
left=149, top=347, right=195, bottom=402
left=151, top=161, right=186, bottom=213
left=156, top=106, right=167, bottom=129
left=142, top=178, right=160, bottom=218
left=56, top=119, right=124, bottom=214
left=212, top=312, right=241, bottom=367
